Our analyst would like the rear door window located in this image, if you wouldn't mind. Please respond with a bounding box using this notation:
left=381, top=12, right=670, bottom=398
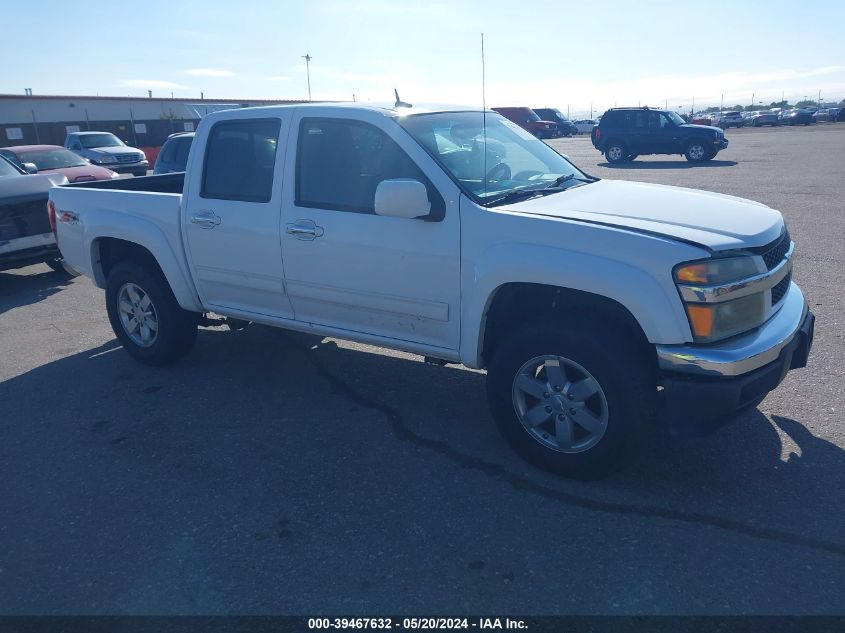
left=201, top=119, right=280, bottom=203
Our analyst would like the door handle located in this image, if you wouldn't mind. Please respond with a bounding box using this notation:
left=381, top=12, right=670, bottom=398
left=286, top=219, right=324, bottom=241
left=191, top=210, right=221, bottom=229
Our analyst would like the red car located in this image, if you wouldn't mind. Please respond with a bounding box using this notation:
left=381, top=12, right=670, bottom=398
left=492, top=107, right=559, bottom=139
left=0, top=145, right=118, bottom=183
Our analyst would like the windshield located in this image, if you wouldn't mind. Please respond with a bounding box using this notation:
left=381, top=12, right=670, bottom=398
left=0, top=156, right=21, bottom=177
left=665, top=111, right=686, bottom=126
left=78, top=134, right=124, bottom=149
left=398, top=111, right=592, bottom=205
left=18, top=148, right=88, bottom=170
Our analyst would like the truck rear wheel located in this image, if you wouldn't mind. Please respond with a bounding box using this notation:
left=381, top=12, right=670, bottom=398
left=486, top=316, right=654, bottom=479
left=605, top=142, right=628, bottom=164
left=105, top=260, right=198, bottom=366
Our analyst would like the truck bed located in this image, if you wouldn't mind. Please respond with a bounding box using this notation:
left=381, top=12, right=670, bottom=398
left=50, top=172, right=188, bottom=285
left=67, top=172, right=185, bottom=194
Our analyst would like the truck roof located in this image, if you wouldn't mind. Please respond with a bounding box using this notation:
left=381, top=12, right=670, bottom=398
left=204, top=102, right=486, bottom=119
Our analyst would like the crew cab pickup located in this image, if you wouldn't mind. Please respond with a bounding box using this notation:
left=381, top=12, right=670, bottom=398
left=49, top=104, right=814, bottom=478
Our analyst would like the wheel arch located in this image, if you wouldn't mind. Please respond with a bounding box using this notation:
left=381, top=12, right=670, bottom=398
left=460, top=242, right=695, bottom=369
left=477, top=282, right=657, bottom=371
left=90, top=233, right=202, bottom=312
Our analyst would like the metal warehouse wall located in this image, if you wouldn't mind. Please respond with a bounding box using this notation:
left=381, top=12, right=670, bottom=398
left=0, top=95, right=307, bottom=148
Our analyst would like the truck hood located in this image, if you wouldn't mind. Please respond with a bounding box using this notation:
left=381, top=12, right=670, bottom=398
left=40, top=165, right=116, bottom=182
left=92, top=146, right=138, bottom=155
left=681, top=123, right=722, bottom=133
left=505, top=179, right=784, bottom=250
left=0, top=173, right=68, bottom=206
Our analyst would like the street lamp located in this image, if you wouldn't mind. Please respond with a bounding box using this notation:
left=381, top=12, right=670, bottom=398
left=302, top=54, right=312, bottom=101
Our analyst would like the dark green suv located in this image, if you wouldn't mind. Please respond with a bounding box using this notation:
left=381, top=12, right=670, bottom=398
left=591, top=107, right=728, bottom=164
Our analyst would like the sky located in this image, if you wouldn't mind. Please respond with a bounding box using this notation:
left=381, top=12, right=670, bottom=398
left=3, top=0, right=844, bottom=116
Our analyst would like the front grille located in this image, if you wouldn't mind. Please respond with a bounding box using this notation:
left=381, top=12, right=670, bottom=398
left=114, top=153, right=141, bottom=163
left=0, top=198, right=51, bottom=241
left=771, top=271, right=791, bottom=306
left=762, top=230, right=791, bottom=270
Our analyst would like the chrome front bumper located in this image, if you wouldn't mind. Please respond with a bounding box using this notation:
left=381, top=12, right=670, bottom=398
left=656, top=282, right=809, bottom=377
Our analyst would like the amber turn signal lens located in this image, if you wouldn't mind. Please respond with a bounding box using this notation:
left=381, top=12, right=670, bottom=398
left=675, top=263, right=709, bottom=284
left=686, top=305, right=715, bottom=338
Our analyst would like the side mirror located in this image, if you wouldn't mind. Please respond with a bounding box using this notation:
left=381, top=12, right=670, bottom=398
left=23, top=162, right=38, bottom=174
left=374, top=179, right=431, bottom=219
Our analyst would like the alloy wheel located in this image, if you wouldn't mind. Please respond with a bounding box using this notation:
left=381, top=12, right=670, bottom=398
left=511, top=355, right=609, bottom=453
left=117, top=282, right=159, bottom=347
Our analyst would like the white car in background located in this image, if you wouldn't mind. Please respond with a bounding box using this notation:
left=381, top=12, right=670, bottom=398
left=572, top=119, right=598, bottom=134
left=718, top=111, right=745, bottom=128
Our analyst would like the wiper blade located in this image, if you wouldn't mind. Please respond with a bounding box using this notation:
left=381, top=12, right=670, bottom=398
left=546, top=173, right=598, bottom=187
left=485, top=187, right=546, bottom=207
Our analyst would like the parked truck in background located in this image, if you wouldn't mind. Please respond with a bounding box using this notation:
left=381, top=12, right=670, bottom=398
left=49, top=103, right=814, bottom=479
left=65, top=132, right=149, bottom=177
left=492, top=107, right=559, bottom=138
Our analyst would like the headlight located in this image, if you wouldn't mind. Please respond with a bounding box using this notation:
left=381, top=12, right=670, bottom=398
left=674, top=256, right=758, bottom=285
left=684, top=294, right=767, bottom=343
left=674, top=256, right=767, bottom=342
left=92, top=156, right=113, bottom=165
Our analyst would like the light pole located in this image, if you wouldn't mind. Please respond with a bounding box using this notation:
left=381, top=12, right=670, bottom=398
left=302, top=54, right=312, bottom=101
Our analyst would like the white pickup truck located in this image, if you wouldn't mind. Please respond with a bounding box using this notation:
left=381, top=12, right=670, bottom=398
left=49, top=103, right=814, bottom=478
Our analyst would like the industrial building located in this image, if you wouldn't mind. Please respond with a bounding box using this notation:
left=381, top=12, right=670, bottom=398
left=0, top=93, right=306, bottom=149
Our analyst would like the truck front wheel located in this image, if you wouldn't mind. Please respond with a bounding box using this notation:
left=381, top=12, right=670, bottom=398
left=684, top=140, right=709, bottom=162
left=105, top=260, right=198, bottom=366
left=486, top=317, right=655, bottom=479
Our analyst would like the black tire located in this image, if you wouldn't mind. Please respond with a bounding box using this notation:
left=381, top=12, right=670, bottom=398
left=684, top=139, right=709, bottom=163
left=486, top=316, right=655, bottom=479
left=133, top=170, right=147, bottom=177
left=105, top=260, right=198, bottom=366
left=533, top=130, right=545, bottom=139
left=604, top=141, right=628, bottom=164
left=628, top=153, right=639, bottom=161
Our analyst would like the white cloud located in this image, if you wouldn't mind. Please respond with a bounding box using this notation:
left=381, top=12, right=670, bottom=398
left=268, top=75, right=292, bottom=82
left=185, top=68, right=236, bottom=78
left=120, top=79, right=186, bottom=90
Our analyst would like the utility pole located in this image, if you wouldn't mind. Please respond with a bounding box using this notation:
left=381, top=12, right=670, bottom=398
left=302, top=54, right=312, bottom=101
left=720, top=93, right=724, bottom=113
left=751, top=93, right=754, bottom=110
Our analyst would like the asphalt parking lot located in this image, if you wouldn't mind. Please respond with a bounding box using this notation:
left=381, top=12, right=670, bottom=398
left=1, top=124, right=843, bottom=615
